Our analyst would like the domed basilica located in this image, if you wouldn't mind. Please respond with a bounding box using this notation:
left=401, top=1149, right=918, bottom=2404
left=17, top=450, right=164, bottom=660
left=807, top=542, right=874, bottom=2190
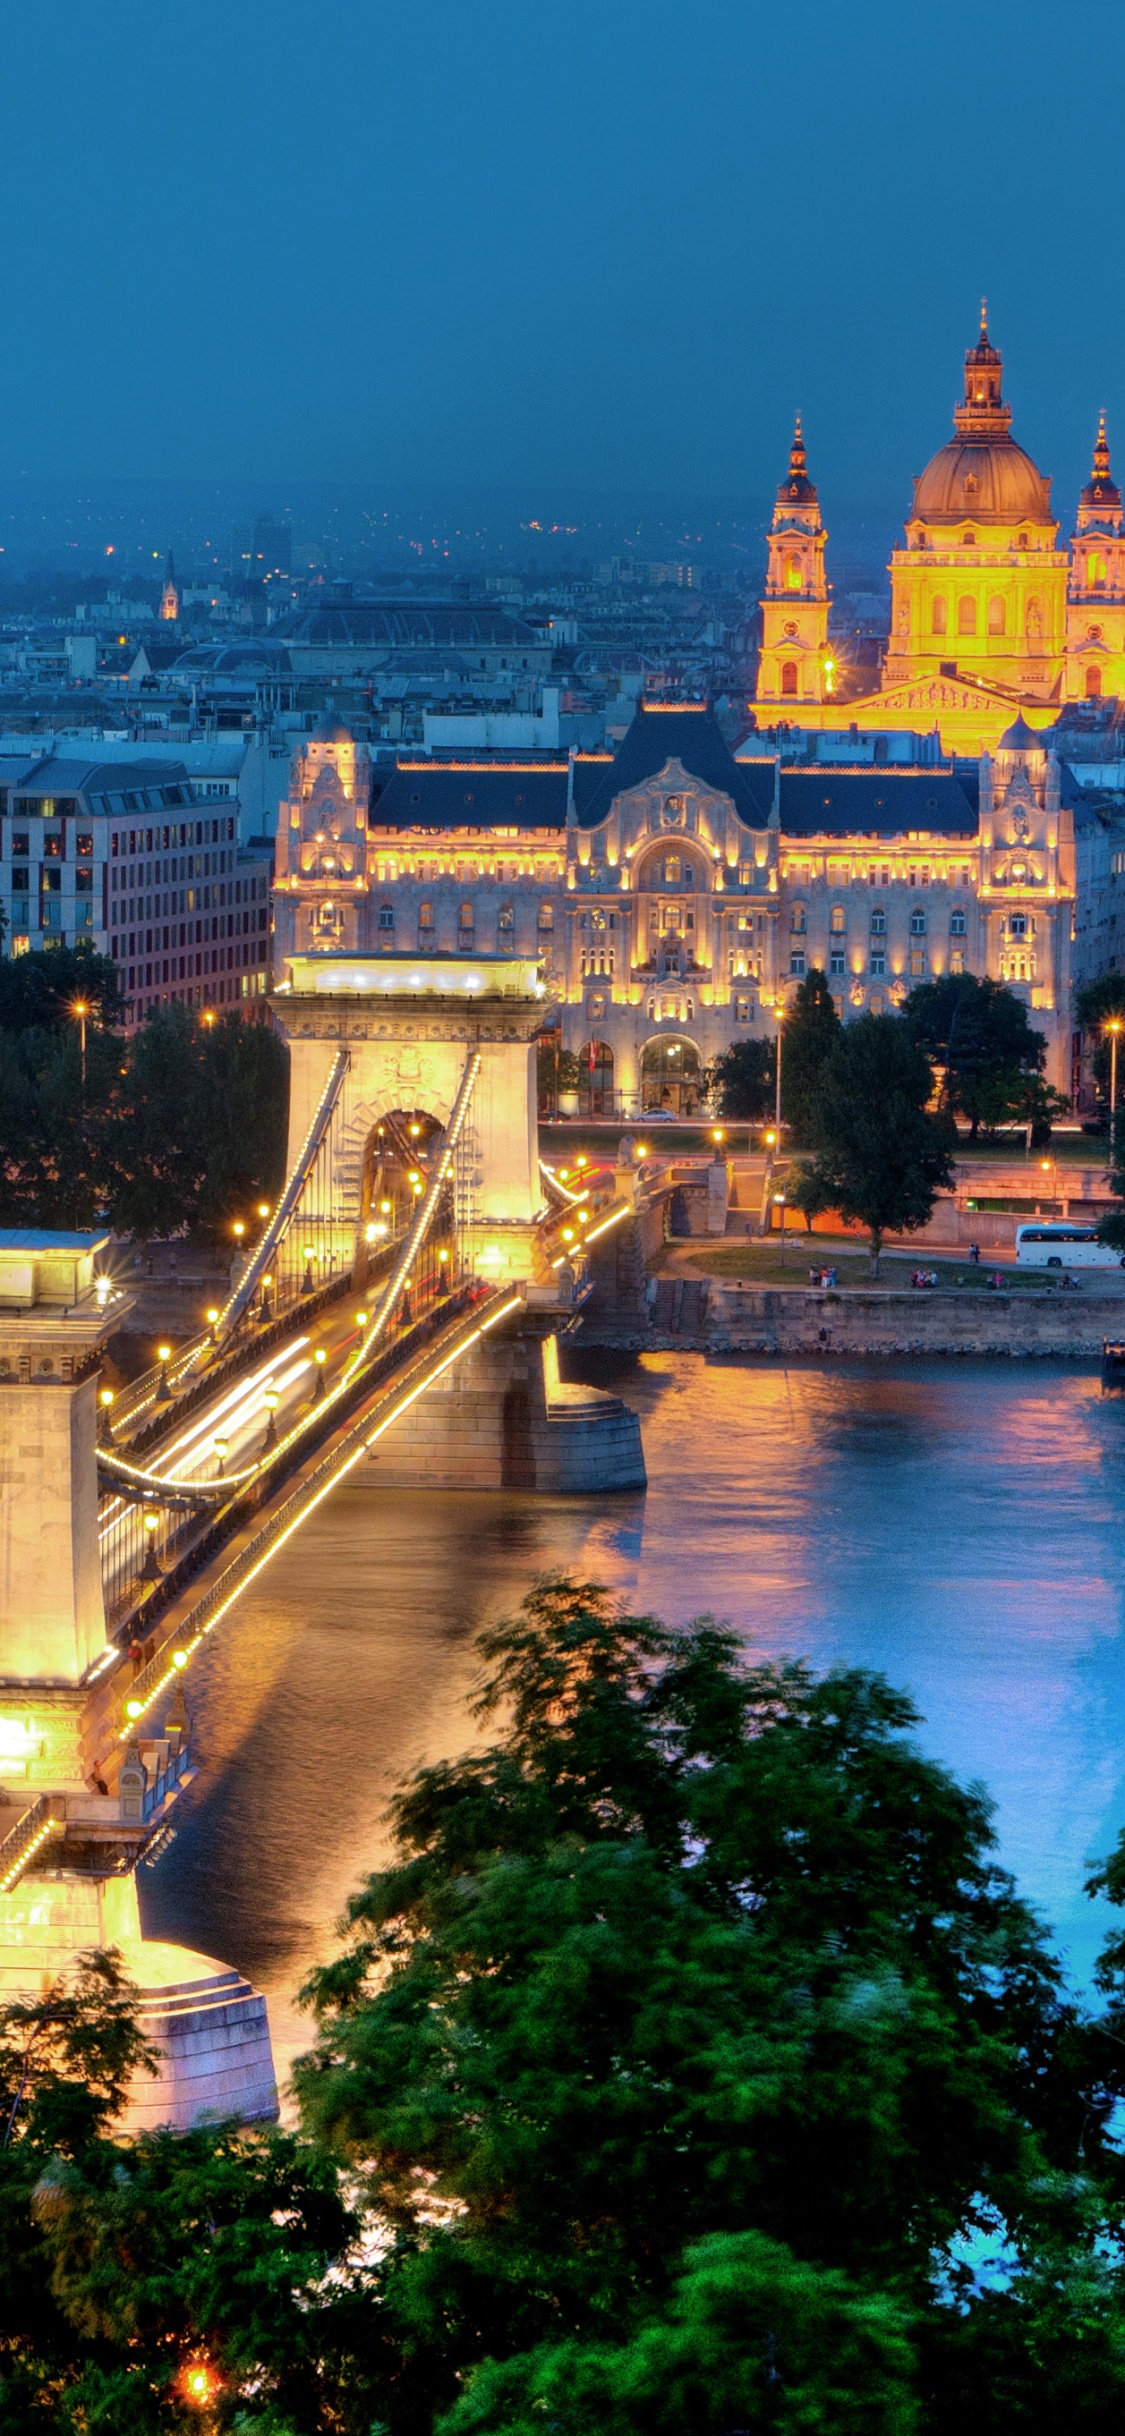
left=753, top=310, right=1125, bottom=754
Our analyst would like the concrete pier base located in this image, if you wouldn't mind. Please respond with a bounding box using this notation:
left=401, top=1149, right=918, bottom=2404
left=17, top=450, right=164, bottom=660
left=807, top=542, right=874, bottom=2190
left=365, top=1327, right=646, bottom=1492
left=0, top=1870, right=277, bottom=2133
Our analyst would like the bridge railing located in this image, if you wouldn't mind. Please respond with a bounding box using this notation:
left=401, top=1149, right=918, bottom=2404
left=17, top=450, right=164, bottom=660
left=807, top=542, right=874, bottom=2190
left=113, top=1283, right=522, bottom=1738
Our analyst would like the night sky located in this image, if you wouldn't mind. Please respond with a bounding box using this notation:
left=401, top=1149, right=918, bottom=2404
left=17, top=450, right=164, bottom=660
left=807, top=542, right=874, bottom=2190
left=3, top=0, right=1122, bottom=521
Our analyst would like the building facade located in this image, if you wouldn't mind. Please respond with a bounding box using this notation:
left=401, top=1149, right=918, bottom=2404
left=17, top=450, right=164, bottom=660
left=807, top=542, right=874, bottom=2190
left=272, top=703, right=1078, bottom=1108
left=754, top=312, right=1123, bottom=756
left=0, top=755, right=271, bottom=1025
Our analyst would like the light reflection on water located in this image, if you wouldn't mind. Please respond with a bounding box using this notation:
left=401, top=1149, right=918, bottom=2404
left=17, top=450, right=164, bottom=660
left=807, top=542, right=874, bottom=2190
left=144, top=1355, right=1125, bottom=2078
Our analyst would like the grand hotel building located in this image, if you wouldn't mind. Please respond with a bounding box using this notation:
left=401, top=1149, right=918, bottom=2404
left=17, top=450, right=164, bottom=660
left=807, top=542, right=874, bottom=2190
left=272, top=697, right=1081, bottom=1114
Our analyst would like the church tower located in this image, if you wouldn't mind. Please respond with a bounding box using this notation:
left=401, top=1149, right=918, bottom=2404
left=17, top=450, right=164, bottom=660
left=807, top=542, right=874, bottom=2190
left=755, top=418, right=834, bottom=710
left=883, top=306, right=1067, bottom=705
left=160, top=549, right=180, bottom=623
left=1065, top=415, right=1125, bottom=704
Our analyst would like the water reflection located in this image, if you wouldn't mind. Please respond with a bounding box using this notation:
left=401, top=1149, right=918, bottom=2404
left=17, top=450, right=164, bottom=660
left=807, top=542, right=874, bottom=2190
left=145, top=1355, right=1125, bottom=2076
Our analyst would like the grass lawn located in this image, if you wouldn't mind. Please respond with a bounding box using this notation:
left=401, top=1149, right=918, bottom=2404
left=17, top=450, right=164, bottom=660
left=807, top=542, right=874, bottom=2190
left=686, top=1242, right=1070, bottom=1292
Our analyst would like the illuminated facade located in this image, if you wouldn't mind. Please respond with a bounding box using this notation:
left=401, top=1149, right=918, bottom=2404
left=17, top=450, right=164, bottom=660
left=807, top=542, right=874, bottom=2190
left=273, top=705, right=1077, bottom=1105
left=160, top=550, right=180, bottom=623
left=1065, top=414, right=1125, bottom=705
left=753, top=313, right=1122, bottom=756
left=755, top=419, right=834, bottom=710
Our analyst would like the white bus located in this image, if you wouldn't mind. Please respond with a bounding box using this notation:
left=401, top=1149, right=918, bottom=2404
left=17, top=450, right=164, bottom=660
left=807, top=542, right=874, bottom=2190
left=1015, top=1224, right=1123, bottom=1269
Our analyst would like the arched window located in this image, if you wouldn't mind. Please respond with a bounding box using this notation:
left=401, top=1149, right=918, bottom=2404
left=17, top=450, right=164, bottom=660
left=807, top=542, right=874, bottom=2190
left=663, top=855, right=680, bottom=885
left=537, top=900, right=553, bottom=932
left=790, top=903, right=806, bottom=935
left=870, top=907, right=886, bottom=935
left=830, top=904, right=846, bottom=934
left=458, top=899, right=474, bottom=934
left=1086, top=665, right=1103, bottom=698
left=931, top=597, right=947, bottom=636
left=950, top=907, right=966, bottom=936
left=1017, top=532, right=1029, bottom=549
left=780, top=661, right=798, bottom=697
left=378, top=900, right=394, bottom=931
left=910, top=907, right=927, bottom=935
left=785, top=553, right=803, bottom=591
left=1090, top=553, right=1107, bottom=590
left=957, top=595, right=977, bottom=636
left=1027, top=598, right=1042, bottom=640
left=418, top=899, right=435, bottom=933
left=987, top=596, right=1006, bottom=635
left=963, top=532, right=976, bottom=547
left=498, top=902, right=514, bottom=932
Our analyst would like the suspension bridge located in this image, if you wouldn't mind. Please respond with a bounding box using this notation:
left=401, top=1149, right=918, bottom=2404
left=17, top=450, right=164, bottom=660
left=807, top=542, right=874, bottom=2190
left=0, top=952, right=643, bottom=2128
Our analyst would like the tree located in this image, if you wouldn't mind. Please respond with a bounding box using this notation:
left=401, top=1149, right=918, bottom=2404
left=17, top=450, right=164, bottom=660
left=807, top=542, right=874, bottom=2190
left=0, top=943, right=124, bottom=1034
left=294, top=1575, right=1115, bottom=2434
left=902, top=973, right=1047, bottom=1141
left=806, top=1013, right=954, bottom=1273
left=786, top=1157, right=836, bottom=1233
left=711, top=1036, right=774, bottom=1122
left=780, top=967, right=840, bottom=1141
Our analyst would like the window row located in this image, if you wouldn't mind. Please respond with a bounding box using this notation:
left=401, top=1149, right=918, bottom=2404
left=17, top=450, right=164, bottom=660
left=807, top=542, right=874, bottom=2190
left=379, top=899, right=556, bottom=936
left=790, top=903, right=967, bottom=937
left=928, top=595, right=1045, bottom=639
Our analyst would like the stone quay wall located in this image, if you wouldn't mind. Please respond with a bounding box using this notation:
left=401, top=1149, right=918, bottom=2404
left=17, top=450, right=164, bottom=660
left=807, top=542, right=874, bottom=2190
left=589, top=1282, right=1123, bottom=1360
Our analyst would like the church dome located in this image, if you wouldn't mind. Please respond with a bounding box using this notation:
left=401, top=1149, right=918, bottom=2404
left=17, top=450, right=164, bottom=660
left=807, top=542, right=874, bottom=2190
left=310, top=712, right=353, bottom=743
left=912, top=435, right=1051, bottom=525
left=910, top=308, right=1053, bottom=529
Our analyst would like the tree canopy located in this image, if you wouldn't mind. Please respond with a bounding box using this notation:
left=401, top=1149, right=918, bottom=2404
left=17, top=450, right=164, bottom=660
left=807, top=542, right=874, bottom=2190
left=711, top=1035, right=774, bottom=1122
left=12, top=1577, right=1125, bottom=2432
left=780, top=966, right=841, bottom=1141
left=0, top=1004, right=289, bottom=1239
left=803, top=1013, right=955, bottom=1271
left=902, top=973, right=1046, bottom=1141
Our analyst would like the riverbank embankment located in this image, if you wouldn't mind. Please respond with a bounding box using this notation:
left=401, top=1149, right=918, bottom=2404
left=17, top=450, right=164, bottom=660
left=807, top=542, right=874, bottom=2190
left=582, top=1281, right=1125, bottom=1359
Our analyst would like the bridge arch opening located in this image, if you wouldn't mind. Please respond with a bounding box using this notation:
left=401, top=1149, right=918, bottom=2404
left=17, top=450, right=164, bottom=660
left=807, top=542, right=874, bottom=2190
left=641, top=1035, right=702, bottom=1116
left=359, top=1108, right=446, bottom=1245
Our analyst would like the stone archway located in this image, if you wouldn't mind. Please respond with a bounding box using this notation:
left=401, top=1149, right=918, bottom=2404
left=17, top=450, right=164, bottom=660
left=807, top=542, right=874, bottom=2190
left=641, top=1035, right=702, bottom=1116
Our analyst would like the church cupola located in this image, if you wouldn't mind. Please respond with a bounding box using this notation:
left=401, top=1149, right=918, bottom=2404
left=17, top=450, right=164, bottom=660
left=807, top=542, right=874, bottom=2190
left=954, top=301, right=1010, bottom=434
left=756, top=416, right=833, bottom=706
left=159, top=549, right=180, bottom=623
left=1077, top=413, right=1122, bottom=533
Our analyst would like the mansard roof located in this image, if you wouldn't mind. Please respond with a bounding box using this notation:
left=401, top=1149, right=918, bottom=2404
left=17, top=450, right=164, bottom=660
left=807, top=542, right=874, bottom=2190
left=778, top=766, right=979, bottom=838
left=370, top=758, right=570, bottom=830
left=575, top=702, right=774, bottom=829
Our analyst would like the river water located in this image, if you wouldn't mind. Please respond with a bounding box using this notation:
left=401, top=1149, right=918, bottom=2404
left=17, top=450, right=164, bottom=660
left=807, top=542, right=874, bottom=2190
left=144, top=1353, right=1125, bottom=2084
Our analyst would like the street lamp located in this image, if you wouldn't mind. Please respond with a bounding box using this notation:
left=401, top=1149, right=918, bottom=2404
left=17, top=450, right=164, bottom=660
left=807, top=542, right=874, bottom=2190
left=1040, top=1156, right=1058, bottom=1215
left=139, top=1511, right=163, bottom=1583
left=302, top=1244, right=316, bottom=1294
left=155, top=1343, right=173, bottom=1403
left=213, top=1435, right=229, bottom=1478
left=313, top=1347, right=327, bottom=1401
left=258, top=1273, right=273, bottom=1324
left=98, top=1386, right=114, bottom=1443
left=1107, top=1017, right=1124, bottom=1161
left=70, top=998, right=90, bottom=1093
left=261, top=1390, right=279, bottom=1451
left=774, top=1189, right=788, bottom=1266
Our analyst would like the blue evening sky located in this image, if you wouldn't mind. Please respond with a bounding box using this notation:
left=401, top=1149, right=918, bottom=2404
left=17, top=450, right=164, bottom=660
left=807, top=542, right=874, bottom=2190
left=1, top=0, right=1121, bottom=519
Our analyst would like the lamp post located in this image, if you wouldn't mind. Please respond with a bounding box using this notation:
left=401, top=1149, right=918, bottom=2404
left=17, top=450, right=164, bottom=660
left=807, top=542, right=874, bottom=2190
left=774, top=1189, right=788, bottom=1267
left=760, top=1126, right=778, bottom=1238
left=261, top=1391, right=279, bottom=1452
left=139, top=1511, right=163, bottom=1584
left=71, top=999, right=89, bottom=1095
left=313, top=1347, right=327, bottom=1401
left=98, top=1386, right=114, bottom=1444
left=213, top=1436, right=228, bottom=1479
left=155, top=1343, right=173, bottom=1404
left=1107, top=1017, right=1124, bottom=1163
left=1040, top=1157, right=1058, bottom=1216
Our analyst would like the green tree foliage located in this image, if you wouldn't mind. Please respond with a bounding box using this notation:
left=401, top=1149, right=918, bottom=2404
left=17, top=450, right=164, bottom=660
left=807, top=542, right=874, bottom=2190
left=711, top=1036, right=775, bottom=1121
left=786, top=1157, right=836, bottom=1232
left=804, top=1014, right=954, bottom=1272
left=0, top=1005, right=289, bottom=1241
left=780, top=966, right=840, bottom=1141
left=293, top=1576, right=1119, bottom=2434
left=0, top=1949, right=369, bottom=2434
left=902, top=973, right=1047, bottom=1141
left=0, top=943, right=124, bottom=1034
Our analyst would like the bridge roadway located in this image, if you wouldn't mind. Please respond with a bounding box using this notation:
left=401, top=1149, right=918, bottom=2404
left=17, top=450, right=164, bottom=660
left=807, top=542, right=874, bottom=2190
left=82, top=1274, right=527, bottom=1803
left=80, top=1164, right=628, bottom=1825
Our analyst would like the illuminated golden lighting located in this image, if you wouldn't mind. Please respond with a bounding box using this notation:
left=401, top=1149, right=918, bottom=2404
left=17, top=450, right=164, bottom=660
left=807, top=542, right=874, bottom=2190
left=157, top=1344, right=171, bottom=1363
left=99, top=1388, right=114, bottom=1410
left=205, top=1307, right=219, bottom=1326
left=315, top=1348, right=327, bottom=1366
left=233, top=1221, right=245, bottom=1239
left=257, top=1202, right=270, bottom=1219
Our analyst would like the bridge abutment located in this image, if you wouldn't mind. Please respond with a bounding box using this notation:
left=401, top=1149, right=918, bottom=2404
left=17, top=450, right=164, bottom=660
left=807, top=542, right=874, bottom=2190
left=0, top=1232, right=278, bottom=2136
left=363, top=1325, right=646, bottom=1493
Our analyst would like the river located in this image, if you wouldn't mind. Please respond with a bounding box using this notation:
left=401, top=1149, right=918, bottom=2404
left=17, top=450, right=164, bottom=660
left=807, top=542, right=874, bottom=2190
left=143, top=1353, right=1125, bottom=2085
